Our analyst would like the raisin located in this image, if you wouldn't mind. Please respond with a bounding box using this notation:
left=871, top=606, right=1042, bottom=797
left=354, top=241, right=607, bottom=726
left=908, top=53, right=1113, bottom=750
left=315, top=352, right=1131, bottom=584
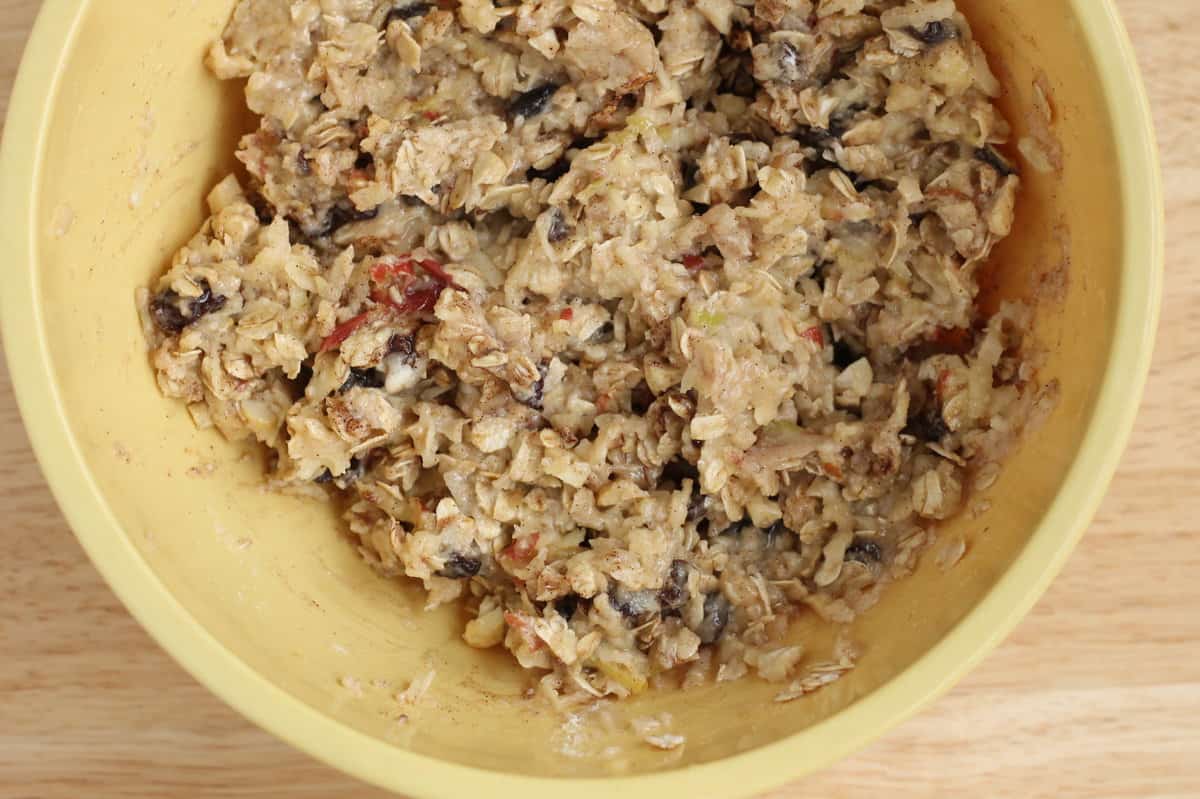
left=696, top=593, right=730, bottom=644
left=519, top=362, right=549, bottom=411
left=845, top=539, right=883, bottom=564
left=150, top=280, right=227, bottom=335
left=528, top=158, right=570, bottom=184
left=630, top=381, right=655, bottom=415
left=905, top=405, right=950, bottom=442
left=844, top=169, right=882, bottom=192
left=555, top=594, right=580, bottom=619
left=661, top=458, right=700, bottom=487
left=586, top=321, right=615, bottom=345
left=975, top=146, right=1017, bottom=177
left=339, top=367, right=385, bottom=393
left=910, top=20, right=958, bottom=46
left=610, top=586, right=659, bottom=621
left=248, top=192, right=275, bottom=225
left=354, top=151, right=375, bottom=171
left=508, top=83, right=559, bottom=119
left=190, top=284, right=225, bottom=319
left=717, top=520, right=748, bottom=538
left=388, top=333, right=416, bottom=363
left=383, top=3, right=430, bottom=26
left=289, top=362, right=314, bottom=396
left=320, top=202, right=379, bottom=237
left=828, top=103, right=867, bottom=138
left=830, top=46, right=859, bottom=77
left=832, top=337, right=861, bottom=369
left=546, top=208, right=570, bottom=244
left=795, top=125, right=836, bottom=150
left=344, top=457, right=368, bottom=482
left=149, top=291, right=189, bottom=334
left=316, top=456, right=366, bottom=486
left=287, top=217, right=306, bottom=245
left=658, top=560, right=690, bottom=613
left=436, top=552, right=482, bottom=579
left=726, top=69, right=757, bottom=99
left=763, top=520, right=787, bottom=548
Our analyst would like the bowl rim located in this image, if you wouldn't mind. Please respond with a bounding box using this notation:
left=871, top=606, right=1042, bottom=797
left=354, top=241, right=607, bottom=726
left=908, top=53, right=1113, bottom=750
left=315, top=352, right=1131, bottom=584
left=0, top=1, right=1162, bottom=797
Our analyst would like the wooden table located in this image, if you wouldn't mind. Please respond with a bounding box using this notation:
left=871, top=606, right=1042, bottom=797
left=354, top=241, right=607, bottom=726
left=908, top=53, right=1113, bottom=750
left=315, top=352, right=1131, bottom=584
left=2, top=1, right=1197, bottom=796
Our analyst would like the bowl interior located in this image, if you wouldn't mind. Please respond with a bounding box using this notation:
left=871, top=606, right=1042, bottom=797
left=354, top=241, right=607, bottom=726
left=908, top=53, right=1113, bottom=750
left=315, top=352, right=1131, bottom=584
left=22, top=0, right=1130, bottom=787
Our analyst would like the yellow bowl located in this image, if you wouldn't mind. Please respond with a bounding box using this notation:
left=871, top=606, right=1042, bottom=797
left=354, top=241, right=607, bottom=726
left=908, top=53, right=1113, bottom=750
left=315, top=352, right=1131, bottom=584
left=0, top=1, right=1161, bottom=796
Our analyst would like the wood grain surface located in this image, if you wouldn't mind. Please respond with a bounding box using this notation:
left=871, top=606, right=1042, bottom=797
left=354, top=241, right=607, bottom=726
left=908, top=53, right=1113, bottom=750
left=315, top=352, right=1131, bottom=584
left=2, top=1, right=1198, bottom=796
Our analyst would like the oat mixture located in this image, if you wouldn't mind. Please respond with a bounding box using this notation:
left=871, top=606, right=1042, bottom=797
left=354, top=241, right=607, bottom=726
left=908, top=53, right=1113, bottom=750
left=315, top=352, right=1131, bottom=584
left=140, top=0, right=1046, bottom=699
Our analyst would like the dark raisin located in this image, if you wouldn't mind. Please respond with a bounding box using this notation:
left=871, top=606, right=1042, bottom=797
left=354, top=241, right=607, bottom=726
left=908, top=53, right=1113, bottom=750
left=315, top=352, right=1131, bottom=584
left=830, top=46, right=859, bottom=77
left=696, top=592, right=730, bottom=644
left=717, top=520, right=748, bottom=538
left=726, top=69, right=758, bottom=99
left=388, top=333, right=416, bottom=362
left=321, top=202, right=380, bottom=236
left=383, top=3, right=430, bottom=26
left=842, top=168, right=882, bottom=193
left=248, top=192, right=275, bottom=225
left=190, top=283, right=226, bottom=320
left=828, top=104, right=867, bottom=139
left=610, top=586, right=659, bottom=621
left=508, top=83, right=560, bottom=119
left=586, top=321, right=614, bottom=345
left=339, top=367, right=385, bottom=393
left=149, top=290, right=189, bottom=334
left=318, top=456, right=366, bottom=487
left=795, top=125, right=836, bottom=150
left=528, top=157, right=570, bottom=184
left=832, top=337, right=861, bottom=369
left=436, top=552, right=482, bottom=579
left=287, top=217, right=306, bottom=245
left=555, top=594, right=580, bottom=619
left=975, top=146, right=1017, bottom=177
left=661, top=458, right=700, bottom=487
left=680, top=158, right=700, bottom=192
left=910, top=20, right=958, bottom=46
left=354, top=151, right=375, bottom=171
left=546, top=208, right=570, bottom=244
left=344, top=456, right=367, bottom=482
left=658, top=560, right=690, bottom=613
left=845, top=538, right=883, bottom=564
left=805, top=259, right=834, bottom=291
left=904, top=405, right=950, bottom=442
left=519, top=362, right=549, bottom=411
left=763, top=520, right=787, bottom=548
left=630, top=381, right=655, bottom=415
left=150, top=280, right=227, bottom=335
left=289, top=362, right=314, bottom=396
